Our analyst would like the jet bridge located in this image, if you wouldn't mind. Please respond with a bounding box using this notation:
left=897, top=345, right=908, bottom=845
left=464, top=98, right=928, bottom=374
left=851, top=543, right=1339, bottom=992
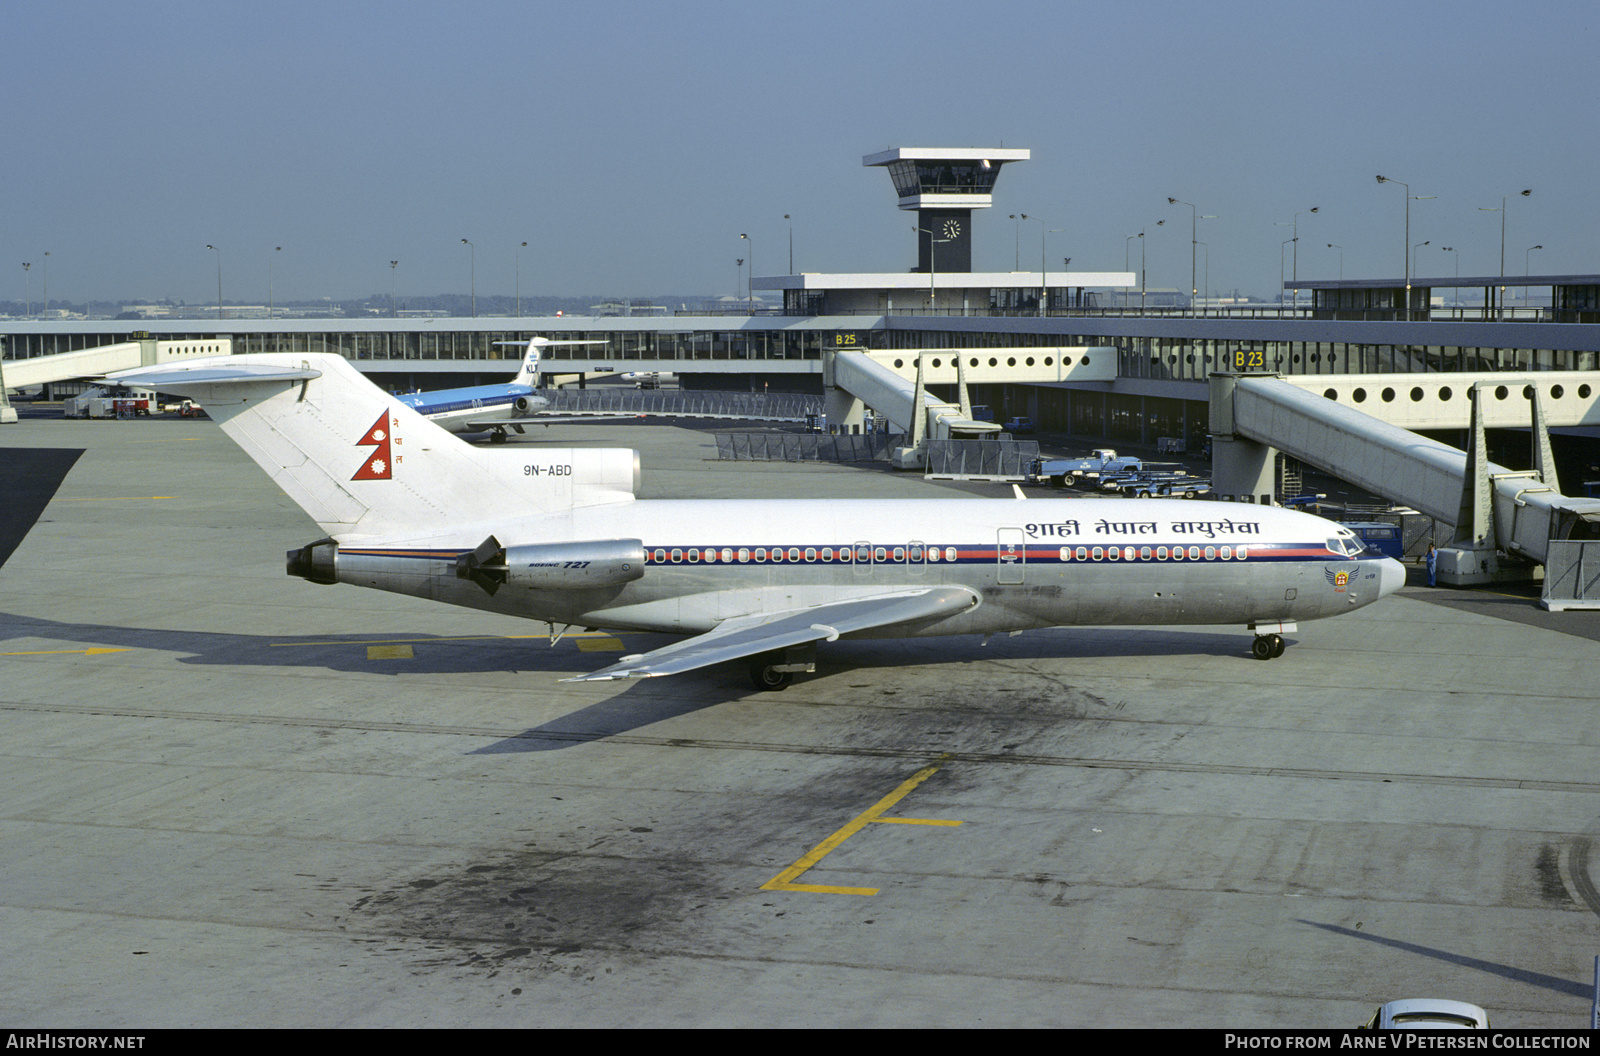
left=1210, top=371, right=1600, bottom=602
left=827, top=346, right=1113, bottom=471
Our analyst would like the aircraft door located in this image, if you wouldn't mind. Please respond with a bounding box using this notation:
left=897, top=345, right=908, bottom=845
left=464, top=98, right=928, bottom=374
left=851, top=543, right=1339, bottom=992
left=997, top=528, right=1025, bottom=584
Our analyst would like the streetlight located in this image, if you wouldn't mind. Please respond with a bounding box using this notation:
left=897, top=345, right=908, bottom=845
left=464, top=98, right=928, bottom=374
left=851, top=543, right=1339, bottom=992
left=41, top=252, right=49, bottom=319
left=1479, top=189, right=1532, bottom=278
left=784, top=215, right=793, bottom=274
left=1441, top=246, right=1458, bottom=279
left=1280, top=207, right=1318, bottom=310
left=205, top=245, right=222, bottom=320
left=1411, top=240, right=1430, bottom=280
left=1125, top=233, right=1142, bottom=308
left=269, top=246, right=281, bottom=320
left=516, top=241, right=528, bottom=316
left=1195, top=241, right=1209, bottom=308
left=1167, top=198, right=1215, bottom=314
left=1375, top=177, right=1434, bottom=319
left=1019, top=214, right=1063, bottom=316
left=389, top=260, right=399, bottom=318
left=1009, top=214, right=1021, bottom=270
left=21, top=262, right=29, bottom=317
left=1326, top=243, right=1344, bottom=281
left=914, top=227, right=953, bottom=313
left=460, top=239, right=475, bottom=317
left=739, top=233, right=752, bottom=313
left=1526, top=245, right=1545, bottom=310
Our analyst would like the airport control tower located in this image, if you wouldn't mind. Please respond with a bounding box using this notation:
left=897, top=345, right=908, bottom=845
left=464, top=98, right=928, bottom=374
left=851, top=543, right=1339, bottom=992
left=863, top=147, right=1030, bottom=273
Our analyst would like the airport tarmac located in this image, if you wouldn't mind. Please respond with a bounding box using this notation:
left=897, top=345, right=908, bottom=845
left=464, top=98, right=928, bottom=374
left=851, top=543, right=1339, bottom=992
left=3, top=413, right=1599, bottom=1029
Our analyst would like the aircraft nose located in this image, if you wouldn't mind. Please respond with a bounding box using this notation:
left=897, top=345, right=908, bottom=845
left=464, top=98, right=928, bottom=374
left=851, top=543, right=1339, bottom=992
left=1377, top=557, right=1406, bottom=598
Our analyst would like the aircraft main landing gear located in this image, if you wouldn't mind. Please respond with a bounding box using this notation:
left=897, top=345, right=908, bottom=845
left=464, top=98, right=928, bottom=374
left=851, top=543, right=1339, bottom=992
left=1251, top=633, right=1286, bottom=661
left=746, top=644, right=816, bottom=691
left=748, top=659, right=793, bottom=691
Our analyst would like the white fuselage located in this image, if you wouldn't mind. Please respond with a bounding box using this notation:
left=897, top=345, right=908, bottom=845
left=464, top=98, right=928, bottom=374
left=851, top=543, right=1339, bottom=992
left=332, top=497, right=1403, bottom=637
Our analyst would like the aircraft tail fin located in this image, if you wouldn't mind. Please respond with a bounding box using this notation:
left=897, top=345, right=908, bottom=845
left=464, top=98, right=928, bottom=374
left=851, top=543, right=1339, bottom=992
left=511, top=339, right=543, bottom=388
left=110, top=353, right=637, bottom=540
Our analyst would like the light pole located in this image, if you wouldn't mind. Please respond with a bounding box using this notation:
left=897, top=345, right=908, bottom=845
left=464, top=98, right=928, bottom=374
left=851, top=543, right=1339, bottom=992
left=21, top=262, right=29, bottom=317
left=41, top=252, right=49, bottom=319
left=516, top=241, right=527, bottom=316
left=914, top=227, right=952, bottom=313
left=1009, top=214, right=1021, bottom=270
left=1125, top=233, right=1142, bottom=308
left=205, top=245, right=222, bottom=320
left=1282, top=207, right=1318, bottom=310
left=1196, top=241, right=1209, bottom=308
left=1167, top=198, right=1215, bottom=314
left=784, top=215, right=793, bottom=274
left=735, top=258, right=743, bottom=305
left=269, top=246, right=281, bottom=319
left=460, top=239, right=475, bottom=317
left=1479, top=189, right=1530, bottom=320
left=739, top=233, right=752, bottom=313
left=1375, top=176, right=1434, bottom=319
left=1411, top=240, right=1430, bottom=281
left=389, top=260, right=399, bottom=318
left=1480, top=188, right=1532, bottom=278
left=1526, top=245, right=1544, bottom=310
left=1019, top=214, right=1062, bottom=317
left=1327, top=243, right=1344, bottom=281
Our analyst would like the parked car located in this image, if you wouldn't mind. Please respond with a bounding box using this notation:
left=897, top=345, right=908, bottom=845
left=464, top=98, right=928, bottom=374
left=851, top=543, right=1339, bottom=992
left=1003, top=416, right=1034, bottom=434
left=1359, top=999, right=1490, bottom=1030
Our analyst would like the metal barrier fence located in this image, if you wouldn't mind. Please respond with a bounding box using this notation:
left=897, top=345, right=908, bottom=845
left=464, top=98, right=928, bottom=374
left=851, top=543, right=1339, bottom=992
left=924, top=439, right=1040, bottom=480
left=543, top=388, right=822, bottom=421
left=714, top=432, right=902, bottom=462
left=1541, top=539, right=1600, bottom=611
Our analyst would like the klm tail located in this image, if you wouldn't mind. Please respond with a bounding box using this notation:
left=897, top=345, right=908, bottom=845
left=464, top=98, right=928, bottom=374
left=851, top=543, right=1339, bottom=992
left=511, top=339, right=543, bottom=388
left=109, top=353, right=637, bottom=541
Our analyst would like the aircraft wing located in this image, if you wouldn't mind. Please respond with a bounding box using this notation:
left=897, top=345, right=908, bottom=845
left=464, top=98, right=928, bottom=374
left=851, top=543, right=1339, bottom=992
left=563, top=585, right=980, bottom=682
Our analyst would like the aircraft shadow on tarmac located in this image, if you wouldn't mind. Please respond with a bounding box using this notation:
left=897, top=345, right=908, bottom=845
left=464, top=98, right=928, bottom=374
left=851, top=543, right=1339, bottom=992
left=1, top=610, right=1253, bottom=752
left=1299, top=919, right=1593, bottom=1000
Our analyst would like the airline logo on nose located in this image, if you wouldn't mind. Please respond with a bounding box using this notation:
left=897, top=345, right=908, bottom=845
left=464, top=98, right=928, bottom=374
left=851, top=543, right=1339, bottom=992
left=353, top=412, right=399, bottom=480
left=1325, top=567, right=1351, bottom=592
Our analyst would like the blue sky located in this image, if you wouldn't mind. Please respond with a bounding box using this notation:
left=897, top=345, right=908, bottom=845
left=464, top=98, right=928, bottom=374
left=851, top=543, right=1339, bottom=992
left=5, top=0, right=1595, bottom=305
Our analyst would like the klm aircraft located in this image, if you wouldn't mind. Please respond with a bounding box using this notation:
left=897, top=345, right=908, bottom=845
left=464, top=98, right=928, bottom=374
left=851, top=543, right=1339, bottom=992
left=111, top=353, right=1404, bottom=690
left=398, top=337, right=623, bottom=441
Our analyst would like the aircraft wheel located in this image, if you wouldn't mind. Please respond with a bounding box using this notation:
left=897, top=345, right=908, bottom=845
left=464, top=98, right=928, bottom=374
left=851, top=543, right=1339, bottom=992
left=1251, top=635, right=1275, bottom=661
left=1183, top=489, right=1197, bottom=499
left=1270, top=634, right=1285, bottom=658
left=748, top=660, right=793, bottom=691
left=489, top=431, right=507, bottom=444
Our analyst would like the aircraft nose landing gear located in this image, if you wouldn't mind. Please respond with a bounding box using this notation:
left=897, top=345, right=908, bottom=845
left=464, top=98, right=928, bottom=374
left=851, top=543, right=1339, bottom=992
left=1251, top=633, right=1286, bottom=661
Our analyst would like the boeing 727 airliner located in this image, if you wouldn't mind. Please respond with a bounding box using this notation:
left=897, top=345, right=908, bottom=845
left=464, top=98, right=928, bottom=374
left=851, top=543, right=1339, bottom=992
left=110, top=353, right=1404, bottom=689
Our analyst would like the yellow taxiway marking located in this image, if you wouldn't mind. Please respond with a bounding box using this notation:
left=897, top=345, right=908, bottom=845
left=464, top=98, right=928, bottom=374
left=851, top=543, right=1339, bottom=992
left=576, top=637, right=625, bottom=651
left=761, top=762, right=962, bottom=896
left=366, top=644, right=415, bottom=660
left=1, top=647, right=129, bottom=656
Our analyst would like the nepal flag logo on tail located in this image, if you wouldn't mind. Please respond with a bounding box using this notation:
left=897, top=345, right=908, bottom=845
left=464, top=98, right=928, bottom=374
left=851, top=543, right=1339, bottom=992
left=352, top=411, right=399, bottom=480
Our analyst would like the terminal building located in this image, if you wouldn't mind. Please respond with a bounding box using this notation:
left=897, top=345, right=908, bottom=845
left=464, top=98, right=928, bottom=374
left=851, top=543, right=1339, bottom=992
left=5, top=145, right=1600, bottom=488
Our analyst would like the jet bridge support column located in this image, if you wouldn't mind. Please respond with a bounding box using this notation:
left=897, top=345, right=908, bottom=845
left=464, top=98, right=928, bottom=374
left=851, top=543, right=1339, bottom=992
left=1209, top=372, right=1279, bottom=504
left=821, top=352, right=866, bottom=434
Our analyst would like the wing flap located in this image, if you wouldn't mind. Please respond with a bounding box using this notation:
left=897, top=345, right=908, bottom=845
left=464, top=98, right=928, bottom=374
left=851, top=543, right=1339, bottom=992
left=563, top=585, right=980, bottom=682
